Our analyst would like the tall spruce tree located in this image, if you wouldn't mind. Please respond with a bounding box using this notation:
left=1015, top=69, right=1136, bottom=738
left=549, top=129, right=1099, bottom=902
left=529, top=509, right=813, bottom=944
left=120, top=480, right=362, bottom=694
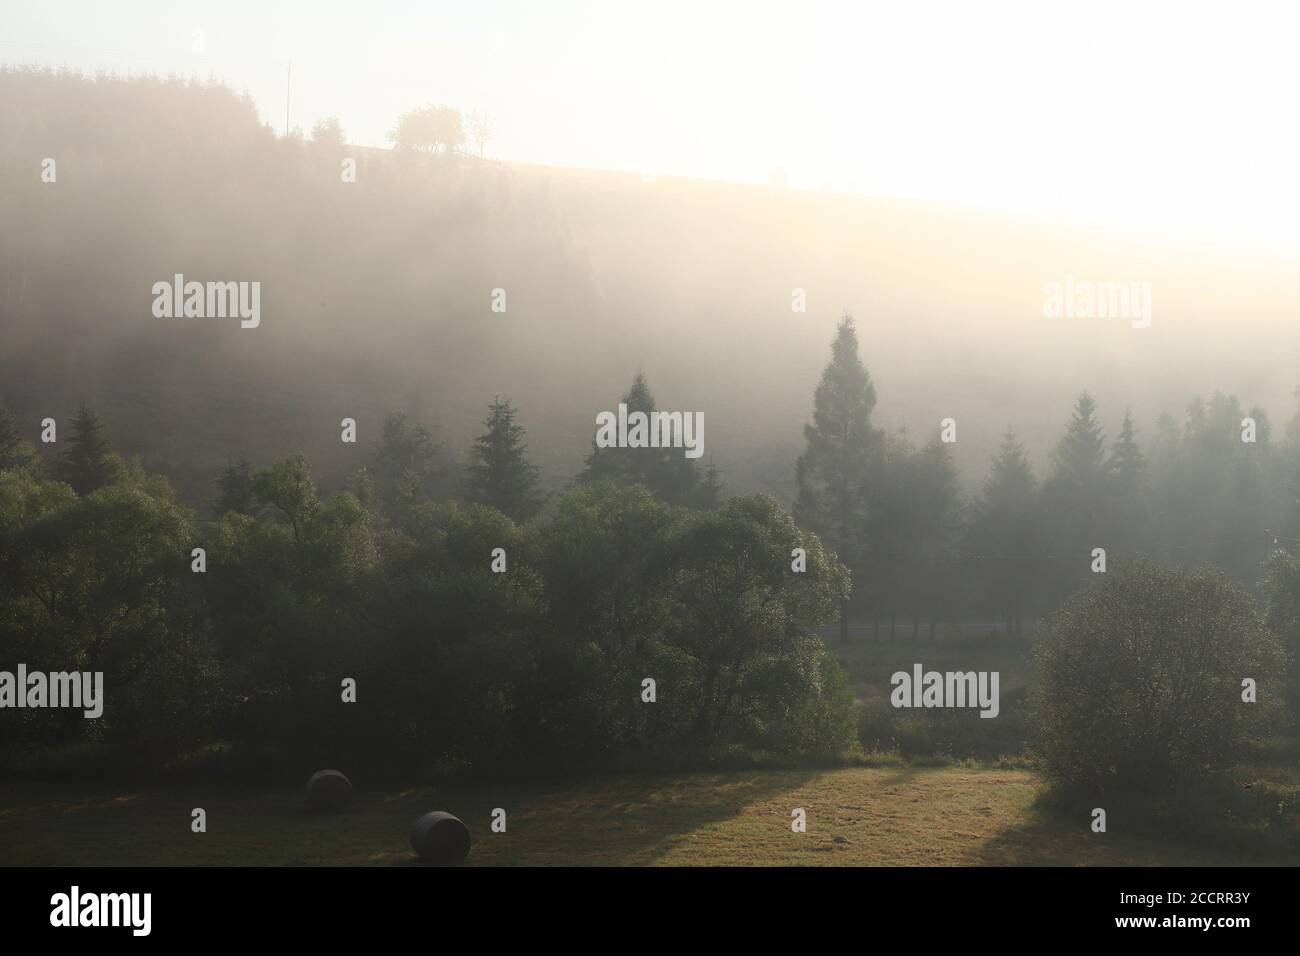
left=906, top=436, right=962, bottom=642
left=54, top=401, right=117, bottom=494
left=794, top=313, right=880, bottom=642
left=1050, top=393, right=1107, bottom=493
left=1107, top=411, right=1146, bottom=487
left=1043, top=393, right=1108, bottom=603
left=1105, top=410, right=1148, bottom=555
left=461, top=397, right=545, bottom=521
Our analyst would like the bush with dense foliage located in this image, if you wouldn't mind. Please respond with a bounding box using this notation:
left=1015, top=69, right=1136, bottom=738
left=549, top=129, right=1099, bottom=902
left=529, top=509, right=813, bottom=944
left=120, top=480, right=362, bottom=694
left=1032, top=561, right=1285, bottom=794
left=1, top=446, right=857, bottom=779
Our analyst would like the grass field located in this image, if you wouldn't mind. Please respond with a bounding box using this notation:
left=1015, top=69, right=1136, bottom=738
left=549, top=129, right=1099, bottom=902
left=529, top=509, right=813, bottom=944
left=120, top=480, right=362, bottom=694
left=0, top=766, right=1285, bottom=866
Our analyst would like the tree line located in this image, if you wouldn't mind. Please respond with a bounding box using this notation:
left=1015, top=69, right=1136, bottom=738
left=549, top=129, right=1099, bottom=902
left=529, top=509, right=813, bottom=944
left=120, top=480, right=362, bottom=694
left=0, top=396, right=853, bottom=780
left=794, top=313, right=1300, bottom=642
left=6, top=323, right=1300, bottom=796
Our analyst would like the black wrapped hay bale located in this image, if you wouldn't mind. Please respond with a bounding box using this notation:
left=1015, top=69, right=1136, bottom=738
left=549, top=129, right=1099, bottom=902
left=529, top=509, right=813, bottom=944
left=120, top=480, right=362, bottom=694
left=409, top=811, right=471, bottom=864
left=305, top=769, right=353, bottom=812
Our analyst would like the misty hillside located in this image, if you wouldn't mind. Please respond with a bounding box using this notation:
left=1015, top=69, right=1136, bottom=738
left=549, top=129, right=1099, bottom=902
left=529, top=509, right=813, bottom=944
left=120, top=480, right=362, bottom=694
left=3, top=67, right=1299, bottom=508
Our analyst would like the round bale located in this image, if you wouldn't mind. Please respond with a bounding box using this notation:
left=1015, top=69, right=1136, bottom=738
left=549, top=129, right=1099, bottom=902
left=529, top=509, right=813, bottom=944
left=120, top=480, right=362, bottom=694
left=305, top=769, right=353, bottom=812
left=409, top=811, right=472, bottom=864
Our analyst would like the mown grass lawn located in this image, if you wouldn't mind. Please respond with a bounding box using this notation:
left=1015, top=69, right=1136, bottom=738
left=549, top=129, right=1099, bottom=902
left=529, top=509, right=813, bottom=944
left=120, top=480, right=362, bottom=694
left=0, top=766, right=1283, bottom=866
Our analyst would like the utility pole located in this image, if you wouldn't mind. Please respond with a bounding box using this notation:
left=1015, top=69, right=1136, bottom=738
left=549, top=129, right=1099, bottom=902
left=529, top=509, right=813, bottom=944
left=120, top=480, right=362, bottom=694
left=285, top=62, right=292, bottom=137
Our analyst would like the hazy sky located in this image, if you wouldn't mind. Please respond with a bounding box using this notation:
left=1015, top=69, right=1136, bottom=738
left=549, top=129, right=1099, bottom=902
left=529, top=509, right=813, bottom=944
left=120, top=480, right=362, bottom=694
left=7, top=1, right=1300, bottom=252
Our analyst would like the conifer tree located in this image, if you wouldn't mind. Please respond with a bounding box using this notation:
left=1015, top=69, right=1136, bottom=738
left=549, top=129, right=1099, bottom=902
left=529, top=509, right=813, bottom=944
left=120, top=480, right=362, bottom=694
left=581, top=373, right=713, bottom=508
left=1107, top=410, right=1146, bottom=488
left=1050, top=393, right=1107, bottom=494
left=905, top=436, right=962, bottom=641
left=1043, top=393, right=1108, bottom=603
left=794, top=313, right=881, bottom=642
left=215, top=455, right=257, bottom=515
left=368, top=412, right=452, bottom=517
left=0, top=404, right=36, bottom=471
left=461, top=397, right=545, bottom=521
left=1105, top=410, right=1149, bottom=555
left=54, top=400, right=117, bottom=494
left=698, top=459, right=724, bottom=511
left=967, top=432, right=1040, bottom=637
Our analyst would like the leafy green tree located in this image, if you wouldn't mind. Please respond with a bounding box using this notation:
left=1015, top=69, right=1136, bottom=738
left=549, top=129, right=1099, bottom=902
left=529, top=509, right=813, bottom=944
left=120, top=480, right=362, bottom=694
left=207, top=454, right=378, bottom=771
left=53, top=401, right=118, bottom=494
left=460, top=397, right=545, bottom=521
left=534, top=485, right=853, bottom=763
left=388, top=104, right=464, bottom=154
left=661, top=494, right=853, bottom=754
left=310, top=116, right=345, bottom=151
left=1033, top=562, right=1283, bottom=794
left=371, top=501, right=544, bottom=772
left=1262, top=548, right=1300, bottom=722
left=535, top=482, right=679, bottom=762
left=794, top=313, right=880, bottom=642
left=251, top=453, right=321, bottom=544
left=0, top=465, right=215, bottom=766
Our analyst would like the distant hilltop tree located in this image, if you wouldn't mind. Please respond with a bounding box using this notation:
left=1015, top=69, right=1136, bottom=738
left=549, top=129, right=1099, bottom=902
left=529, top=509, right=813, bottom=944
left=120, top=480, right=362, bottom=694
left=310, top=116, right=345, bottom=151
left=467, top=110, right=494, bottom=158
left=389, top=105, right=465, bottom=155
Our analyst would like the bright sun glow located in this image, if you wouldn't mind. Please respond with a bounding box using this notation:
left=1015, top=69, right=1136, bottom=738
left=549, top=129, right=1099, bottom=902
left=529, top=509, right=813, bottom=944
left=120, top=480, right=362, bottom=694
left=6, top=0, right=1299, bottom=251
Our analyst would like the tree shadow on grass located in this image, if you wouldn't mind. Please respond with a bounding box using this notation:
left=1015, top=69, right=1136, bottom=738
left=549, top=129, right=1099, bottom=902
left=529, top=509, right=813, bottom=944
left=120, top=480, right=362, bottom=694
left=0, top=771, right=827, bottom=866
left=970, top=801, right=1273, bottom=867
left=384, top=769, right=828, bottom=867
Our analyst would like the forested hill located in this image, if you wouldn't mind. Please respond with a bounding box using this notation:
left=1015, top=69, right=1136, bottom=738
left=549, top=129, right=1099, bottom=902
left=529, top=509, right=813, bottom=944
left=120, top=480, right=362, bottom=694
left=2, top=66, right=1298, bottom=508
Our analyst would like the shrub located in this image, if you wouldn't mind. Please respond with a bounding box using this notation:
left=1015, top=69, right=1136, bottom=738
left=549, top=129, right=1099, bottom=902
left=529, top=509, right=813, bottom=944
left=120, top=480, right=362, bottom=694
left=857, top=688, right=1030, bottom=761
left=1032, top=561, right=1284, bottom=795
left=1262, top=549, right=1300, bottom=722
